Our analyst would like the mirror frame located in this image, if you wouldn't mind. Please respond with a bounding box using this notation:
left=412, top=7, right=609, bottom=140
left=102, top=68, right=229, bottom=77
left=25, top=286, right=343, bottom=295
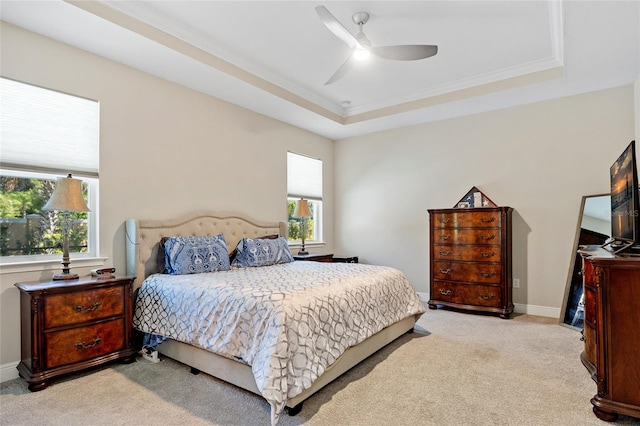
left=560, top=193, right=610, bottom=331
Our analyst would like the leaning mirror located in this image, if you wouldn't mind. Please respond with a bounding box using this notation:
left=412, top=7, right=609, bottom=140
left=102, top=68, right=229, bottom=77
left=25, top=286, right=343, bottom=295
left=560, top=194, right=611, bottom=330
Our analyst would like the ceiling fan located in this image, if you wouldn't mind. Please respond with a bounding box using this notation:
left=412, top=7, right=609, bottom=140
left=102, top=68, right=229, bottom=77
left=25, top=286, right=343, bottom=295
left=315, top=5, right=438, bottom=85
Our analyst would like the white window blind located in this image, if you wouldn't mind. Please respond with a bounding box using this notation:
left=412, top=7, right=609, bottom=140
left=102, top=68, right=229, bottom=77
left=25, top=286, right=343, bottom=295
left=0, top=77, right=99, bottom=177
left=287, top=152, right=322, bottom=200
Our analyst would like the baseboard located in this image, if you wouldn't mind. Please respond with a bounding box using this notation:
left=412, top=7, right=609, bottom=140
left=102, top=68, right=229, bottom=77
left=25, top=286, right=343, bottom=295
left=417, top=292, right=560, bottom=319
left=0, top=361, right=19, bottom=383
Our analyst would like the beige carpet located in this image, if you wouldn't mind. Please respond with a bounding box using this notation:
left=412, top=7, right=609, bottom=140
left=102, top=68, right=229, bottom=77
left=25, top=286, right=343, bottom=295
left=2, top=306, right=639, bottom=426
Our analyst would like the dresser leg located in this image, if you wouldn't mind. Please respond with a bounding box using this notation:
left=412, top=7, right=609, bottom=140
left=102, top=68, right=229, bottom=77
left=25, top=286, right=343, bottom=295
left=27, top=380, right=48, bottom=392
left=593, top=406, right=618, bottom=422
left=428, top=303, right=437, bottom=310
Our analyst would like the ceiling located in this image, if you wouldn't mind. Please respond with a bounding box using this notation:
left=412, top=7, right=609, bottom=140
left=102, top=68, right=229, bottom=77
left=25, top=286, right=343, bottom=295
left=1, top=1, right=639, bottom=140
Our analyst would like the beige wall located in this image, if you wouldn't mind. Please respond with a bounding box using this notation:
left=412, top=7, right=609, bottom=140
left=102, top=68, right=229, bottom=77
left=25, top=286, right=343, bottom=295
left=0, top=23, right=334, bottom=376
left=334, top=86, right=635, bottom=315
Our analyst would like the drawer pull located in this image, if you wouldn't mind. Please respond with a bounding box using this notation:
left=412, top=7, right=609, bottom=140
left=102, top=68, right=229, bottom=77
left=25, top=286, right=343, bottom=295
left=479, top=271, right=496, bottom=277
left=479, top=234, right=496, bottom=241
left=75, top=337, right=101, bottom=350
left=439, top=268, right=451, bottom=275
left=438, top=217, right=452, bottom=224
left=74, top=302, right=101, bottom=313
left=479, top=251, right=495, bottom=258
left=439, top=250, right=451, bottom=256
left=480, top=294, right=495, bottom=300
left=480, top=217, right=495, bottom=223
left=440, top=234, right=451, bottom=241
left=439, top=289, right=452, bottom=296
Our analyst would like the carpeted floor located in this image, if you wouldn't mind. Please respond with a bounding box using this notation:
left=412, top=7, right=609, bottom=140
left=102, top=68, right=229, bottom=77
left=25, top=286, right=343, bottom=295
left=1, top=306, right=639, bottom=425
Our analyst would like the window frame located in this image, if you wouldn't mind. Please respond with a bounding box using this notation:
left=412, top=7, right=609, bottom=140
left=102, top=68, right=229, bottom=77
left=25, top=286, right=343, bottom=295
left=0, top=169, right=99, bottom=265
left=287, top=152, right=324, bottom=246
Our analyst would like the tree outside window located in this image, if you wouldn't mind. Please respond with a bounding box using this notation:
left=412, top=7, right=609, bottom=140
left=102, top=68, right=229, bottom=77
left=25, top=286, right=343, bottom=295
left=0, top=175, right=88, bottom=257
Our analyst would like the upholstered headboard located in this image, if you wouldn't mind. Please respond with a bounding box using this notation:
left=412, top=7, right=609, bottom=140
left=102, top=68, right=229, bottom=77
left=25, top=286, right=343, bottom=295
left=125, top=211, right=287, bottom=289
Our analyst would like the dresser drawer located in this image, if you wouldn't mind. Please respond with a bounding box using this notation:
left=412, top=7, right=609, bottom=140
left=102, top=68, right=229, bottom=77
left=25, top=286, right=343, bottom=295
left=433, top=261, right=502, bottom=284
left=45, top=318, right=125, bottom=369
left=432, top=281, right=502, bottom=308
left=433, top=244, right=501, bottom=262
left=431, top=210, right=502, bottom=229
left=44, top=286, right=125, bottom=329
left=433, top=229, right=501, bottom=245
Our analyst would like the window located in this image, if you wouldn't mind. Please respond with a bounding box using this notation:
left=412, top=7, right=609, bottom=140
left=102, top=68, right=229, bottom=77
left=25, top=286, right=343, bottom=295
left=0, top=77, right=99, bottom=263
left=287, top=152, right=323, bottom=244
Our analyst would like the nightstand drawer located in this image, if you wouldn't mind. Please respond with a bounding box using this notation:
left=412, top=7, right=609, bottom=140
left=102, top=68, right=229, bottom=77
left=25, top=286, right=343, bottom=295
left=45, top=286, right=125, bottom=328
left=45, top=318, right=125, bottom=369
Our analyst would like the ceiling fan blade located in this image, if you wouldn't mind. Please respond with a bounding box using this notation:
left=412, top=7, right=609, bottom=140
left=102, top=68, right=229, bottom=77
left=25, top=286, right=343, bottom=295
left=315, top=5, right=358, bottom=49
left=325, top=56, right=354, bottom=85
left=371, top=45, right=438, bottom=61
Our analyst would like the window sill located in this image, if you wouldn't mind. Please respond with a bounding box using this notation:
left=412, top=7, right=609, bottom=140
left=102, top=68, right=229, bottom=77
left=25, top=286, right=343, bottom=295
left=0, top=257, right=108, bottom=275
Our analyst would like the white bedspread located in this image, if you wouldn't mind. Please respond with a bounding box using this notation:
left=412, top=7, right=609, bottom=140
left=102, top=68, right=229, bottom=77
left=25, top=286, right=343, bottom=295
left=133, top=261, right=424, bottom=424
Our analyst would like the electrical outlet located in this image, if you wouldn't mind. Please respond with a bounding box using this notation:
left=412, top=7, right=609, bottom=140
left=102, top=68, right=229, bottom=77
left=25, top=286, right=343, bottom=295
left=513, top=278, right=520, bottom=289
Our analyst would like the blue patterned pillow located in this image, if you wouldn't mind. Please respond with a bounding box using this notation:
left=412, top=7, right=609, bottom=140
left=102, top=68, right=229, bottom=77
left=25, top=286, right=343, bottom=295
left=231, top=236, right=294, bottom=268
left=164, top=235, right=230, bottom=275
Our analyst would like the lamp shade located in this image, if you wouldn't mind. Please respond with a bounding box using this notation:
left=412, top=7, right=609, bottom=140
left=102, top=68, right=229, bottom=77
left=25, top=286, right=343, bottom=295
left=293, top=199, right=311, bottom=218
left=43, top=174, right=90, bottom=212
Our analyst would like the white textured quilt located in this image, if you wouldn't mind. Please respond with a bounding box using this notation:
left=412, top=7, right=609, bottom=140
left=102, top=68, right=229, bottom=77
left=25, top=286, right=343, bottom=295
left=133, top=261, right=424, bottom=424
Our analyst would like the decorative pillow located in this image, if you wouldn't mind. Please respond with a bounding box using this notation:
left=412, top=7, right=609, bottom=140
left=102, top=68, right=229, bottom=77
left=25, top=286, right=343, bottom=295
left=163, top=234, right=230, bottom=275
left=231, top=236, right=294, bottom=268
left=229, top=234, right=280, bottom=263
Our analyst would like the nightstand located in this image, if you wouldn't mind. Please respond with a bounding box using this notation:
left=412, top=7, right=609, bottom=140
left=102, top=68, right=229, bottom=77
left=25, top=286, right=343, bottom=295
left=293, top=253, right=334, bottom=262
left=332, top=255, right=359, bottom=263
left=15, top=275, right=137, bottom=391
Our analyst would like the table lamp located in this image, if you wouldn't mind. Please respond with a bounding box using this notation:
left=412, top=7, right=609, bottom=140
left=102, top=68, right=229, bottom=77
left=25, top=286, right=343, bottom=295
left=43, top=174, right=90, bottom=280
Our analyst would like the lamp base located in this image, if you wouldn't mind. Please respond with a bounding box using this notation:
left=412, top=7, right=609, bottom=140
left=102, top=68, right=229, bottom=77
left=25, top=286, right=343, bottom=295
left=52, top=272, right=79, bottom=281
left=297, top=250, right=309, bottom=255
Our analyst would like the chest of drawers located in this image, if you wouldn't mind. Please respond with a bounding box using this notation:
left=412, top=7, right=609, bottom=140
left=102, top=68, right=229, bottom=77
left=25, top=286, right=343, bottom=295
left=15, top=276, right=137, bottom=391
left=579, top=250, right=640, bottom=421
left=428, top=207, right=513, bottom=319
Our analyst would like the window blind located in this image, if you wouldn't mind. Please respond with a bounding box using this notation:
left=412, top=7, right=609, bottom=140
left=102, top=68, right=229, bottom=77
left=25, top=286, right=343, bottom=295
left=0, top=78, right=99, bottom=177
left=287, top=152, right=322, bottom=200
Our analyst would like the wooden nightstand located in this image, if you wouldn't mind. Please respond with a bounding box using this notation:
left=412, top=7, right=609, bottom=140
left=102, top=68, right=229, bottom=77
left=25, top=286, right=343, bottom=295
left=293, top=253, right=334, bottom=262
left=15, top=275, right=137, bottom=391
left=332, top=255, right=359, bottom=263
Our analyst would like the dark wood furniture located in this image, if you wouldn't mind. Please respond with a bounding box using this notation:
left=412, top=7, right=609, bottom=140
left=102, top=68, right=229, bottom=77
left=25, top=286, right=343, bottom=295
left=579, top=247, right=640, bottom=421
left=15, top=275, right=137, bottom=391
left=293, top=253, right=334, bottom=262
left=332, top=255, right=359, bottom=263
left=428, top=207, right=513, bottom=319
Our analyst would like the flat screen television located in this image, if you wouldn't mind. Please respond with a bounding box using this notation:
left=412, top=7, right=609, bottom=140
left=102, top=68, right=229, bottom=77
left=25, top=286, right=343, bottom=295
left=609, top=140, right=639, bottom=253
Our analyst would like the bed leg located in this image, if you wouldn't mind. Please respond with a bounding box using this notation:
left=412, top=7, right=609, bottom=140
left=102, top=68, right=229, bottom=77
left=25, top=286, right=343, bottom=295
left=190, top=367, right=200, bottom=375
left=286, top=402, right=303, bottom=416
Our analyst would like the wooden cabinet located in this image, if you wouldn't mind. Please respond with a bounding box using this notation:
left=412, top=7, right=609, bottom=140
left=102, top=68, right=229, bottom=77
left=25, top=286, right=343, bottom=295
left=15, top=276, right=137, bottom=391
left=579, top=249, right=640, bottom=421
left=293, top=253, right=334, bottom=262
left=428, top=207, right=513, bottom=319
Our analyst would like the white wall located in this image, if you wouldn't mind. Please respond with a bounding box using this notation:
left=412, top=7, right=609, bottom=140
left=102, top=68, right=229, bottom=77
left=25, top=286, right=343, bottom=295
left=0, top=23, right=334, bottom=377
left=334, top=86, right=635, bottom=316
left=636, top=73, right=640, bottom=142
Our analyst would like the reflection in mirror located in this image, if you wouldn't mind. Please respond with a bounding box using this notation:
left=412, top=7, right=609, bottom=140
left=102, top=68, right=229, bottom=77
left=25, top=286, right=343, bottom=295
left=560, top=194, right=611, bottom=331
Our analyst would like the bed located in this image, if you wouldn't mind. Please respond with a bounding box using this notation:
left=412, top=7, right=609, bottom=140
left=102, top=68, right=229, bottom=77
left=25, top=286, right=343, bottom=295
left=125, top=211, right=424, bottom=424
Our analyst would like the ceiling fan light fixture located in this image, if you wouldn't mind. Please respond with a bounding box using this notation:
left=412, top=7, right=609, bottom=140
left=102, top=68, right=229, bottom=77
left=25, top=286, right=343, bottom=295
left=353, top=47, right=370, bottom=61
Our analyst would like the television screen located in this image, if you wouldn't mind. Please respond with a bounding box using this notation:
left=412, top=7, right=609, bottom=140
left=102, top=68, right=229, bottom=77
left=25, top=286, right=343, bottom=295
left=610, top=140, right=639, bottom=243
